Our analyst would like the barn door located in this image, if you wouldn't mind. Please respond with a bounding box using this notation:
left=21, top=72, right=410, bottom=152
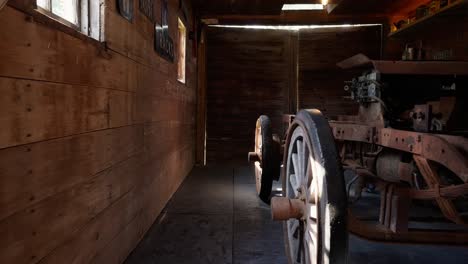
left=297, top=26, right=382, bottom=118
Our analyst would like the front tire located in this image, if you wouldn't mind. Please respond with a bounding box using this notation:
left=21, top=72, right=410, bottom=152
left=253, top=115, right=280, bottom=203
left=282, top=110, right=348, bottom=264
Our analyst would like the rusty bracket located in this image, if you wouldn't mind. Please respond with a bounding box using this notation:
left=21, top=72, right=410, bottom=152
left=379, top=129, right=468, bottom=182
left=248, top=152, right=260, bottom=163
left=329, top=122, right=468, bottom=182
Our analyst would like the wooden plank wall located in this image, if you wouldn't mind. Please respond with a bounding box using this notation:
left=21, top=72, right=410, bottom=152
left=298, top=26, right=382, bottom=119
left=206, top=27, right=290, bottom=162
left=0, top=0, right=196, bottom=263
left=205, top=26, right=381, bottom=162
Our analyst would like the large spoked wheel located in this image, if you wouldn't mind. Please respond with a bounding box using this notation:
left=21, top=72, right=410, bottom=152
left=282, top=110, right=347, bottom=264
left=252, top=115, right=280, bottom=203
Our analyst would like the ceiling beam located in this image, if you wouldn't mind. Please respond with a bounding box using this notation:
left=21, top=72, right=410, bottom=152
left=201, top=12, right=390, bottom=25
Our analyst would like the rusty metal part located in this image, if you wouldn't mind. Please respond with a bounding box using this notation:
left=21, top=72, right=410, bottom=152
left=439, top=134, right=468, bottom=155
left=337, top=53, right=468, bottom=75
left=376, top=151, right=413, bottom=183
left=411, top=104, right=431, bottom=132
left=348, top=210, right=468, bottom=245
left=270, top=197, right=304, bottom=221
left=413, top=156, right=466, bottom=225
left=379, top=129, right=468, bottom=182
left=330, top=122, right=468, bottom=182
left=331, top=122, right=374, bottom=143
left=345, top=164, right=468, bottom=202
left=247, top=152, right=260, bottom=163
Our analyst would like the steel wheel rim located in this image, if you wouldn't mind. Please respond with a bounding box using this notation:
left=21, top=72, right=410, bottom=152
left=254, top=121, right=263, bottom=194
left=285, top=126, right=320, bottom=264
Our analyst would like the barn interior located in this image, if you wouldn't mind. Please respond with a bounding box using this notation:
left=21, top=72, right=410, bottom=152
left=1, top=0, right=468, bottom=264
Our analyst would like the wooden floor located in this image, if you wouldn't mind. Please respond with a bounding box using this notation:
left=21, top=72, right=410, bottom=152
left=124, top=163, right=468, bottom=264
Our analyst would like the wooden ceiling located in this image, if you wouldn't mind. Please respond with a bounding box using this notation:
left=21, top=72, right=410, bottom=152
left=191, top=0, right=428, bottom=22
left=191, top=0, right=325, bottom=16
left=331, top=0, right=428, bottom=16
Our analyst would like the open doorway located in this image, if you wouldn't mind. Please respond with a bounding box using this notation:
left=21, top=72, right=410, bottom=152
left=200, top=24, right=382, bottom=163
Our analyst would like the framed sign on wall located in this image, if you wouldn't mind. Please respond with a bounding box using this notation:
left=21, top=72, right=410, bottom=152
left=117, top=0, right=134, bottom=22
left=154, top=0, right=174, bottom=62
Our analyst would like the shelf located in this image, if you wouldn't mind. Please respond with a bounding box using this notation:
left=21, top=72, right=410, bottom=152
left=388, top=0, right=468, bottom=37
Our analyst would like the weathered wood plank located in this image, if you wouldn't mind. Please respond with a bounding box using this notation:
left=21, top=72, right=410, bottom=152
left=0, top=1, right=197, bottom=263
left=0, top=77, right=135, bottom=149
left=144, top=121, right=195, bottom=161
left=38, top=145, right=194, bottom=264
left=0, top=7, right=137, bottom=92
left=104, top=2, right=170, bottom=70
left=0, top=154, right=142, bottom=264
left=89, top=145, right=194, bottom=264
left=206, top=27, right=288, bottom=162
left=133, top=94, right=195, bottom=124
left=0, top=125, right=144, bottom=221
left=298, top=26, right=381, bottom=118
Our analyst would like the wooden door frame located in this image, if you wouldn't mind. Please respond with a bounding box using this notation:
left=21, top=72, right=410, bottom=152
left=196, top=24, right=207, bottom=166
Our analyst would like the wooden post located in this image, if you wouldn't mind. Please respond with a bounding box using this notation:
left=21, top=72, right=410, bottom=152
left=287, top=30, right=299, bottom=114
left=196, top=24, right=207, bottom=166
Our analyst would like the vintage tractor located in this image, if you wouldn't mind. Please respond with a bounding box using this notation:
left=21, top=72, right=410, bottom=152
left=248, top=54, right=468, bottom=264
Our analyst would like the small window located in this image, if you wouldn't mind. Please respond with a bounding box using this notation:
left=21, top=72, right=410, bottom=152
left=36, top=0, right=103, bottom=41
left=177, top=18, right=187, bottom=84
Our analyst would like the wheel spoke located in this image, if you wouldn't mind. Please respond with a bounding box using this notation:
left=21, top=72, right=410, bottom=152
left=304, top=229, right=317, bottom=263
left=296, top=140, right=304, bottom=179
left=289, top=174, right=299, bottom=196
left=296, top=222, right=304, bottom=263
left=291, top=153, right=302, bottom=194
left=292, top=153, right=299, bottom=176
left=289, top=220, right=300, bottom=239
left=284, top=119, right=347, bottom=264
left=307, top=217, right=318, bottom=246
left=302, top=139, right=308, bottom=178
left=306, top=157, right=312, bottom=186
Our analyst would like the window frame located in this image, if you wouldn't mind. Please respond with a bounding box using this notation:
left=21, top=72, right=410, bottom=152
left=35, top=0, right=104, bottom=42
left=177, top=17, right=187, bottom=84
left=36, top=6, right=81, bottom=32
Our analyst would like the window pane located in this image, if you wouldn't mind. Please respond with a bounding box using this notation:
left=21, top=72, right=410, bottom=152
left=37, top=0, right=51, bottom=10
left=51, top=0, right=78, bottom=25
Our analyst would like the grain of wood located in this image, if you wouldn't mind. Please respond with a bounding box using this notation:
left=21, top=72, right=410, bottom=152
left=0, top=125, right=144, bottom=221
left=0, top=7, right=137, bottom=92
left=0, top=1, right=196, bottom=263
left=0, top=154, right=142, bottom=264
left=39, top=145, right=194, bottom=264
left=0, top=77, right=136, bottom=149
